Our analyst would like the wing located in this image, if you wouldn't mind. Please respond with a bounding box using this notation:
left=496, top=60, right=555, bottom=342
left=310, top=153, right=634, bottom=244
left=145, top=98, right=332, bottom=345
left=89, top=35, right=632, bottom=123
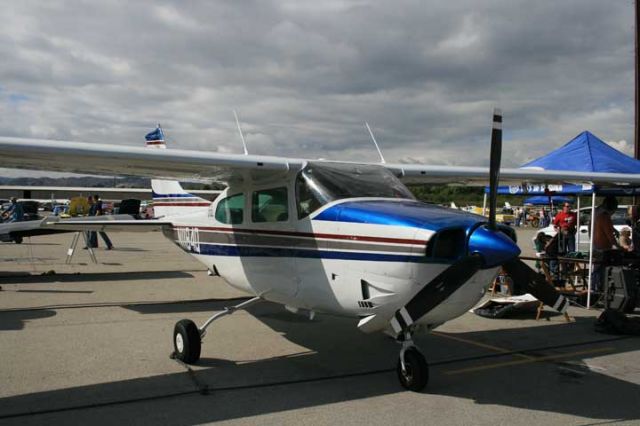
left=0, top=137, right=300, bottom=184
left=389, top=163, right=640, bottom=187
left=3, top=136, right=640, bottom=188
left=44, top=215, right=173, bottom=232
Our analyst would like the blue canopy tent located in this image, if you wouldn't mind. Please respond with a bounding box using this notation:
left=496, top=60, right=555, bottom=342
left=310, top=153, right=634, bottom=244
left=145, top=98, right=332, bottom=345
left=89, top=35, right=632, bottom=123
left=482, top=131, right=640, bottom=306
left=486, top=131, right=640, bottom=196
left=520, top=131, right=640, bottom=173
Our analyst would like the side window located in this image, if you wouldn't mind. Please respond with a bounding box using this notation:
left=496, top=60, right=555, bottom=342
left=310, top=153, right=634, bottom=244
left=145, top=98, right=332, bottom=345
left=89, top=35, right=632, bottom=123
left=215, top=193, right=244, bottom=224
left=252, top=187, right=288, bottom=222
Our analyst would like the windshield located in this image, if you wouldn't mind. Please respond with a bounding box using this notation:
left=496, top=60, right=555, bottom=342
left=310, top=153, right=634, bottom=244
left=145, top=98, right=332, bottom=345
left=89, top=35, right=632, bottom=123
left=295, top=162, right=414, bottom=218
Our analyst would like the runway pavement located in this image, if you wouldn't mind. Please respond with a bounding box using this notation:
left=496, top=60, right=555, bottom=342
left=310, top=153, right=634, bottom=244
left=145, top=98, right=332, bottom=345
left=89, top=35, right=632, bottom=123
left=0, top=230, right=639, bottom=425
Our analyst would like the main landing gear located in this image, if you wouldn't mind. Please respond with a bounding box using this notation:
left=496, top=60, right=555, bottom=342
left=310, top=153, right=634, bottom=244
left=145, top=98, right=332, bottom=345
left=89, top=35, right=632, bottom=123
left=396, top=331, right=429, bottom=391
left=172, top=296, right=262, bottom=364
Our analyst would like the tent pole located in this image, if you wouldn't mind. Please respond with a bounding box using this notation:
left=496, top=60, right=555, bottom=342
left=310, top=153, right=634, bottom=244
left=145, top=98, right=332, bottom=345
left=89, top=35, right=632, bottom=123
left=482, top=193, right=487, bottom=217
left=576, top=196, right=581, bottom=248
left=574, top=195, right=581, bottom=289
left=587, top=191, right=596, bottom=309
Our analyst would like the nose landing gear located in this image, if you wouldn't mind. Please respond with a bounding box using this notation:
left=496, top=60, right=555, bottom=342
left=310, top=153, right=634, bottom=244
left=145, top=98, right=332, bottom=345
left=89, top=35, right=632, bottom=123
left=172, top=296, right=262, bottom=364
left=396, top=332, right=429, bottom=391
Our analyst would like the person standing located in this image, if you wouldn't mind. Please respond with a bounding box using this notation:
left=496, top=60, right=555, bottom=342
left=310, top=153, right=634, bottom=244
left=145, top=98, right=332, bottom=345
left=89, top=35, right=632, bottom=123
left=91, top=194, right=113, bottom=250
left=553, top=202, right=577, bottom=254
left=85, top=196, right=98, bottom=248
left=2, top=197, right=24, bottom=223
left=591, top=196, right=621, bottom=293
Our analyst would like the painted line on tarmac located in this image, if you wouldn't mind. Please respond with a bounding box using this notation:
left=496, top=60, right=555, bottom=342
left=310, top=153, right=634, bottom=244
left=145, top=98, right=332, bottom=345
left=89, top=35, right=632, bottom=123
left=445, top=347, right=614, bottom=375
left=432, top=331, right=536, bottom=361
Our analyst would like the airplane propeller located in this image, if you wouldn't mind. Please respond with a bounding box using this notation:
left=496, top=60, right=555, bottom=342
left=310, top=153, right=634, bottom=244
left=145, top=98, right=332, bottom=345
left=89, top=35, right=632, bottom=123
left=389, top=108, right=567, bottom=338
left=485, top=109, right=568, bottom=316
left=488, top=108, right=502, bottom=230
left=390, top=108, right=505, bottom=335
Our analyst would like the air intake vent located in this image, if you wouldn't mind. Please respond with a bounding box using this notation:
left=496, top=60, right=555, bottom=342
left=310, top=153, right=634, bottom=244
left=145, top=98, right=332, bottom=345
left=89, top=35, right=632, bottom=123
left=426, top=228, right=466, bottom=260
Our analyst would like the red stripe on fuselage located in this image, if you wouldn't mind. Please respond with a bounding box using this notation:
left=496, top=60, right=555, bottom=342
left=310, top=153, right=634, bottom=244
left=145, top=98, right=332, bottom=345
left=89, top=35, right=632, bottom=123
left=172, top=225, right=426, bottom=245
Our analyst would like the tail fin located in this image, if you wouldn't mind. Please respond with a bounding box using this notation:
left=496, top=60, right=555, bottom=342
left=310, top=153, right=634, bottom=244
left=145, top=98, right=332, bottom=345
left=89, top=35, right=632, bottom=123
left=144, top=125, right=210, bottom=218
left=145, top=125, right=166, bottom=149
left=151, top=180, right=210, bottom=218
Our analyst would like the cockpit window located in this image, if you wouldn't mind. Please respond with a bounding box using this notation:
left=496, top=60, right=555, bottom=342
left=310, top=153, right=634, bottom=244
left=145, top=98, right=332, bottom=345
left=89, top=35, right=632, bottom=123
left=252, top=187, right=289, bottom=223
left=295, top=162, right=414, bottom=218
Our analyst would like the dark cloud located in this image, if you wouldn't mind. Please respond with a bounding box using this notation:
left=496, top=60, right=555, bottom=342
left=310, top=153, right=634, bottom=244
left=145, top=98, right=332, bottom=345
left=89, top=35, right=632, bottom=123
left=0, top=0, right=635, bottom=178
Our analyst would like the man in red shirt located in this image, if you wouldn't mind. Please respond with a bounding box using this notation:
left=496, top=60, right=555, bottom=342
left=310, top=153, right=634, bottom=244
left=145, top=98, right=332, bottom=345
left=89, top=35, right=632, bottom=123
left=553, top=202, right=577, bottom=254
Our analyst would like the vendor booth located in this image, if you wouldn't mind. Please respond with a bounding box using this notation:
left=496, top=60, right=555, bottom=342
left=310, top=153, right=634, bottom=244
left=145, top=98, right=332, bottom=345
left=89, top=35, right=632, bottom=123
left=483, top=131, right=640, bottom=308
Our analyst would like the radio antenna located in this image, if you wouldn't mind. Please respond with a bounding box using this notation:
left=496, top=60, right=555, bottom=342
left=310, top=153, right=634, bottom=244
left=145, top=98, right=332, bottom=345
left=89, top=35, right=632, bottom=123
left=233, top=110, right=249, bottom=155
left=365, top=122, right=386, bottom=164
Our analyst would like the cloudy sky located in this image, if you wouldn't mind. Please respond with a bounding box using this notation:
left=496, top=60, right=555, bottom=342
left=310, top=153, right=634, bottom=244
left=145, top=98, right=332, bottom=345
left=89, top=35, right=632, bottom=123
left=0, top=0, right=636, bottom=177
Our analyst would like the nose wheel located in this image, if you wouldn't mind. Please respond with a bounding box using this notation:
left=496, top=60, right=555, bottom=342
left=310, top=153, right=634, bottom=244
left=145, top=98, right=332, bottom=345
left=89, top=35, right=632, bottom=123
left=396, top=334, right=429, bottom=391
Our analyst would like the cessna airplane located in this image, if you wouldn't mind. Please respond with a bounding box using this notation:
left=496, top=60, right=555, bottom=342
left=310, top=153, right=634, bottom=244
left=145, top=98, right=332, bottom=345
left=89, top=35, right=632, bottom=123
left=2, top=110, right=640, bottom=391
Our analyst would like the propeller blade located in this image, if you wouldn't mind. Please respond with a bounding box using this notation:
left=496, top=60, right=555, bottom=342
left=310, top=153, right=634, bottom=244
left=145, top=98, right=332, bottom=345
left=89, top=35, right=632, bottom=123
left=488, top=108, right=502, bottom=230
left=502, top=258, right=569, bottom=313
left=390, top=254, right=483, bottom=335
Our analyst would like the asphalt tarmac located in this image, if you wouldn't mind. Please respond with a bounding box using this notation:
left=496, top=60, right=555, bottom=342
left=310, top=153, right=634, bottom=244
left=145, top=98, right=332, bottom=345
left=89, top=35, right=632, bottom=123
left=1, top=229, right=639, bottom=425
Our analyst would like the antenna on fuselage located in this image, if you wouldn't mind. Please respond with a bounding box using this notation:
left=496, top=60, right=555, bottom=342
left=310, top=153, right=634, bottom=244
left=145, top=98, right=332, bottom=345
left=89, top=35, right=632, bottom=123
left=364, top=122, right=386, bottom=164
left=233, top=110, right=249, bottom=155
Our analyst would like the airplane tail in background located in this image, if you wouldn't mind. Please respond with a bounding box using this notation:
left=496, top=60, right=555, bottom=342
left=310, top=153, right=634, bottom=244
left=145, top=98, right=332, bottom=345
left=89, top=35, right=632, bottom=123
left=151, top=180, right=211, bottom=218
left=145, top=125, right=166, bottom=149
left=145, top=125, right=211, bottom=218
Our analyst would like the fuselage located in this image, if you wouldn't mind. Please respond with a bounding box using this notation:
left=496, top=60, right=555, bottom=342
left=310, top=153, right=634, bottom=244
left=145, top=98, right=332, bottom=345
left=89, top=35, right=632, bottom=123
left=157, top=161, right=520, bottom=333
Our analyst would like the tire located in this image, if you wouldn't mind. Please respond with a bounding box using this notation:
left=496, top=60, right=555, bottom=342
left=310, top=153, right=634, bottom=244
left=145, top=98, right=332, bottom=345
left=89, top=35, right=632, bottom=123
left=397, top=348, right=429, bottom=392
left=13, top=236, right=23, bottom=244
left=173, top=319, right=201, bottom=364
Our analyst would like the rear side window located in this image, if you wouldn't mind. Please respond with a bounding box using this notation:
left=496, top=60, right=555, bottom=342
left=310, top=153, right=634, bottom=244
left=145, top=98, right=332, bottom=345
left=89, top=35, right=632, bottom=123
left=252, top=187, right=289, bottom=222
left=215, top=193, right=244, bottom=224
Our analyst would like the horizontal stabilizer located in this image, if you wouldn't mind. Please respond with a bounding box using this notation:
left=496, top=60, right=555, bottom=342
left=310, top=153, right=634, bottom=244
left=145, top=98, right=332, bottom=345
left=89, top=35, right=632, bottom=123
left=45, top=215, right=172, bottom=233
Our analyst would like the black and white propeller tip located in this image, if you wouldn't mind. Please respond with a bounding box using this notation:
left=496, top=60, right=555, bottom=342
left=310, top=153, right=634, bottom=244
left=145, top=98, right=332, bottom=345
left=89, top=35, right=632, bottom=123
left=492, top=108, right=502, bottom=130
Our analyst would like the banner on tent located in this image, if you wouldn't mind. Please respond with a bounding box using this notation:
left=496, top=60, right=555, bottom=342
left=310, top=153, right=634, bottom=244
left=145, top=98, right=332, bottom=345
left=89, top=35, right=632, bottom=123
left=485, top=184, right=594, bottom=195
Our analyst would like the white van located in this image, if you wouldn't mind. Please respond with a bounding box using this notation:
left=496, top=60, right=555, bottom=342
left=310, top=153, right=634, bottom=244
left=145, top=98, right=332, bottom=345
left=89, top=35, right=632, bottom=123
left=534, top=206, right=631, bottom=252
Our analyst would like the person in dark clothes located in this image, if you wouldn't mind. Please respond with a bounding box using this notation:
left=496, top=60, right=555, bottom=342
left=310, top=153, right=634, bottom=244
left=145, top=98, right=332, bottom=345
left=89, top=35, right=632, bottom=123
left=85, top=196, right=98, bottom=249
left=91, top=194, right=113, bottom=250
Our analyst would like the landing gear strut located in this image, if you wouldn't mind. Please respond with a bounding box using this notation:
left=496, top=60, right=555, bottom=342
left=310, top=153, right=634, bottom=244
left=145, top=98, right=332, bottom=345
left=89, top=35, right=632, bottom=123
left=172, top=296, right=262, bottom=364
left=396, top=331, right=429, bottom=391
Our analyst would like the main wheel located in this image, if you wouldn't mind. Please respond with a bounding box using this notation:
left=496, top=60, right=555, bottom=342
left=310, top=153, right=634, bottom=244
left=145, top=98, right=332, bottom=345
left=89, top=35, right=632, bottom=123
left=13, top=236, right=23, bottom=244
left=397, top=348, right=429, bottom=391
left=173, top=319, right=201, bottom=364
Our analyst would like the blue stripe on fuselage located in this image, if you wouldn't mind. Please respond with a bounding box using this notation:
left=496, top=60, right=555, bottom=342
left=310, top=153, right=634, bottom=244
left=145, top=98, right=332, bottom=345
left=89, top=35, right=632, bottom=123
left=188, top=243, right=425, bottom=263
left=152, top=192, right=198, bottom=199
left=314, top=200, right=483, bottom=232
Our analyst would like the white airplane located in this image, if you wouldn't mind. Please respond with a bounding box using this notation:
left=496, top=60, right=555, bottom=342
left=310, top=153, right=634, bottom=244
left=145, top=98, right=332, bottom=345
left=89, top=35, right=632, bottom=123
left=2, top=110, right=640, bottom=391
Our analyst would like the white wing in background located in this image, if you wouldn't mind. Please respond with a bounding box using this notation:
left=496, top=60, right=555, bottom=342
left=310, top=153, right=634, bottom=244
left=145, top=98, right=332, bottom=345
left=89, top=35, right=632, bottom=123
left=0, top=137, right=299, bottom=184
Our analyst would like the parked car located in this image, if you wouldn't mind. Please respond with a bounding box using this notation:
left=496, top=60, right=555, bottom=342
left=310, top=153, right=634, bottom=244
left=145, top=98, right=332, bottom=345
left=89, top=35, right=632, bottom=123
left=533, top=206, right=630, bottom=252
